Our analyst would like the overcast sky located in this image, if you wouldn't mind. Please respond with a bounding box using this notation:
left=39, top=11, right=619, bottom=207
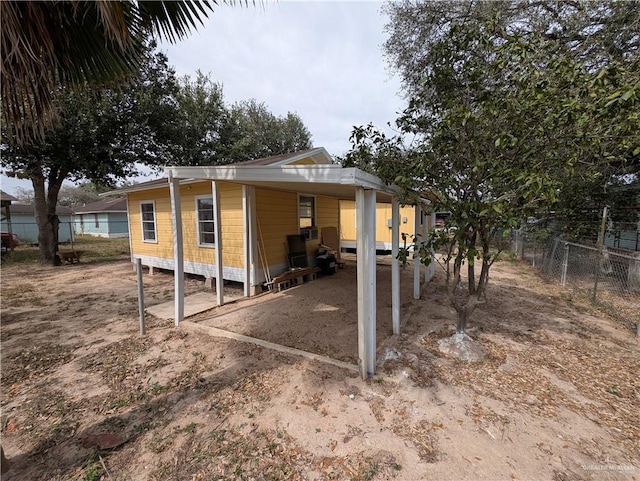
left=0, top=1, right=405, bottom=196
left=161, top=0, right=404, bottom=156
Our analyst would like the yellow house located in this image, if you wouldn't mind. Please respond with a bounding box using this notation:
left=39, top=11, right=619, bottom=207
left=114, top=147, right=435, bottom=379
left=121, top=148, right=341, bottom=289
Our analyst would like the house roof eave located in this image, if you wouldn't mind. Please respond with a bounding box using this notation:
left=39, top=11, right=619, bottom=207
left=164, top=164, right=400, bottom=201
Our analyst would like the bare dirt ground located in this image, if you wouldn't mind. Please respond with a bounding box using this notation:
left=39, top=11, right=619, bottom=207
left=1, top=255, right=638, bottom=480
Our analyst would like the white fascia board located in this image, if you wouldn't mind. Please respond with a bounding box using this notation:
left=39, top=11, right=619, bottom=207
left=101, top=177, right=205, bottom=197
left=349, top=168, right=398, bottom=195
left=164, top=165, right=400, bottom=198
left=165, top=165, right=345, bottom=184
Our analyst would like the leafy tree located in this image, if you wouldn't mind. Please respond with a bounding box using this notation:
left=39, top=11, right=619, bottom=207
left=1, top=48, right=181, bottom=264
left=383, top=0, right=640, bottom=237
left=383, top=0, right=640, bottom=97
left=225, top=100, right=313, bottom=163
left=169, top=74, right=313, bottom=166
left=171, top=72, right=230, bottom=166
left=347, top=2, right=639, bottom=334
left=1, top=1, right=216, bottom=265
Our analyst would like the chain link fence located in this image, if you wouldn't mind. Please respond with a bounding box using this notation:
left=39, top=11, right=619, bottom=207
left=512, top=230, right=640, bottom=336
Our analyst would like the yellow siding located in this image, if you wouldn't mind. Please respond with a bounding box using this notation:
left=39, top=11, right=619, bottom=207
left=128, top=181, right=244, bottom=268
left=256, top=188, right=298, bottom=268
left=312, top=196, right=339, bottom=257
left=255, top=189, right=340, bottom=267
left=339, top=200, right=419, bottom=245
left=129, top=182, right=341, bottom=272
left=129, top=187, right=175, bottom=259
left=340, top=200, right=357, bottom=241
left=290, top=158, right=315, bottom=165
left=177, top=181, right=244, bottom=268
left=399, top=205, right=418, bottom=244
left=218, top=183, right=244, bottom=268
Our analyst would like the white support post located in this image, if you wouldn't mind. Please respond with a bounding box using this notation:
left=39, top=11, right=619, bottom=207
left=391, top=197, right=401, bottom=335
left=242, top=185, right=251, bottom=297
left=249, top=187, right=258, bottom=288
left=423, top=206, right=430, bottom=283
left=242, top=185, right=258, bottom=296
left=430, top=211, right=437, bottom=280
left=169, top=177, right=184, bottom=326
left=413, top=204, right=421, bottom=300
left=242, top=185, right=258, bottom=297
left=356, top=187, right=377, bottom=379
left=212, top=181, right=224, bottom=306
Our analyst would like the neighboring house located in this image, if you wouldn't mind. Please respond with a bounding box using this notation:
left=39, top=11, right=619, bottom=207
left=1, top=190, right=18, bottom=252
left=110, top=146, right=435, bottom=379
left=604, top=225, right=640, bottom=251
left=0, top=204, right=74, bottom=244
left=73, top=197, right=129, bottom=238
left=1, top=190, right=18, bottom=234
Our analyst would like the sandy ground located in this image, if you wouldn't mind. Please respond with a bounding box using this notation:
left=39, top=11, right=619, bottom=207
left=1, top=255, right=639, bottom=480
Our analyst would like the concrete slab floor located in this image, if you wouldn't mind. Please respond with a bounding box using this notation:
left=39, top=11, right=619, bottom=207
left=146, top=291, right=242, bottom=321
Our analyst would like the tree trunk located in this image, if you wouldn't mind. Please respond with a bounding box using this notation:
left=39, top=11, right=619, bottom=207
left=32, top=168, right=64, bottom=266
left=456, top=309, right=467, bottom=334
left=1, top=445, right=8, bottom=474
left=455, top=295, right=480, bottom=334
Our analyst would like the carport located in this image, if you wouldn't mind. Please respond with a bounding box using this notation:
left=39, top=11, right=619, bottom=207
left=163, top=164, right=434, bottom=379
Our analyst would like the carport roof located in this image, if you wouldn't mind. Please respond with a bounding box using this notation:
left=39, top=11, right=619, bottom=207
left=163, top=164, right=398, bottom=202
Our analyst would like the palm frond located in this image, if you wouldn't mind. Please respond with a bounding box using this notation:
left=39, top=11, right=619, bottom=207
left=1, top=0, right=218, bottom=147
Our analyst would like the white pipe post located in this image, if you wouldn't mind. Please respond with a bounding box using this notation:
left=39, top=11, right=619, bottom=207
left=423, top=206, right=429, bottom=283
left=431, top=212, right=437, bottom=280
left=242, top=185, right=258, bottom=297
left=356, top=187, right=377, bottom=379
left=413, top=204, right=421, bottom=300
left=391, top=197, right=401, bottom=335
left=212, top=181, right=224, bottom=306
left=136, top=258, right=145, bottom=335
left=126, top=196, right=134, bottom=264
left=249, top=188, right=258, bottom=288
left=169, top=177, right=184, bottom=326
left=242, top=185, right=251, bottom=297
left=561, top=242, right=569, bottom=286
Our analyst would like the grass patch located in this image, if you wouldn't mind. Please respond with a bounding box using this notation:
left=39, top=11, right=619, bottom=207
left=1, top=236, right=130, bottom=266
left=74, top=236, right=130, bottom=261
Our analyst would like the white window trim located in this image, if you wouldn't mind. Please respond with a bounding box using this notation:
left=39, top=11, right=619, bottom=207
left=195, top=194, right=216, bottom=248
left=298, top=193, right=318, bottom=241
left=140, top=200, right=158, bottom=244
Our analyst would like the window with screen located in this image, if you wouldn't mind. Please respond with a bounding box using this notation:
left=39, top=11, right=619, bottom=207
left=298, top=195, right=318, bottom=240
left=140, top=201, right=157, bottom=242
left=196, top=196, right=215, bottom=246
